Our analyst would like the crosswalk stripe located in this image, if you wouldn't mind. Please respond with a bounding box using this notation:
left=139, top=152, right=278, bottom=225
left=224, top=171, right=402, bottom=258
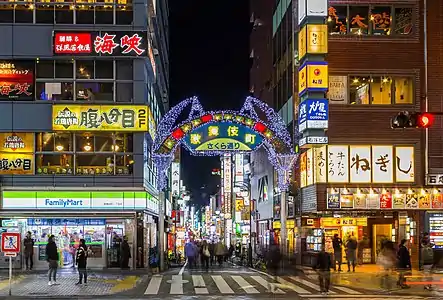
left=250, top=275, right=285, bottom=294
left=277, top=276, right=311, bottom=294
left=192, top=275, right=208, bottom=294
left=144, top=275, right=162, bottom=294
left=211, top=275, right=234, bottom=294
left=289, top=276, right=336, bottom=294
left=170, top=275, right=183, bottom=294
left=231, top=275, right=260, bottom=294
left=333, top=285, right=363, bottom=294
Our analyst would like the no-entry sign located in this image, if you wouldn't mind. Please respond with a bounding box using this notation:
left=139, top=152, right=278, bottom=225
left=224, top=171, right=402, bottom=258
left=1, top=232, right=20, bottom=253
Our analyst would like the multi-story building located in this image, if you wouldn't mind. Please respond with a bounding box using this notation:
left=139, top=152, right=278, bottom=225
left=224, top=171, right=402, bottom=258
left=0, top=0, right=168, bottom=269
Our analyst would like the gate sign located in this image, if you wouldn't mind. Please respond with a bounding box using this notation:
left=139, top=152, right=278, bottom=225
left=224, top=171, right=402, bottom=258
left=1, top=232, right=20, bottom=253
left=298, top=99, right=329, bottom=132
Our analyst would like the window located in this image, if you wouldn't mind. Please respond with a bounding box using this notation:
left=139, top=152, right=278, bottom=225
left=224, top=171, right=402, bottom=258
left=55, top=60, right=74, bottom=78
left=95, top=6, right=113, bottom=24
left=328, top=5, right=413, bottom=36
left=36, top=82, right=74, bottom=101
left=116, top=60, right=133, bottom=80
left=55, top=5, right=74, bottom=24
left=36, top=4, right=54, bottom=24
left=15, top=5, right=34, bottom=23
left=36, top=60, right=54, bottom=78
left=0, top=5, right=13, bottom=23
left=348, top=75, right=413, bottom=105
left=76, top=82, right=113, bottom=102
left=76, top=60, right=94, bottom=79
left=76, top=6, right=94, bottom=24
left=36, top=133, right=133, bottom=175
left=95, top=60, right=113, bottom=79
left=116, top=83, right=133, bottom=102
left=116, top=2, right=133, bottom=25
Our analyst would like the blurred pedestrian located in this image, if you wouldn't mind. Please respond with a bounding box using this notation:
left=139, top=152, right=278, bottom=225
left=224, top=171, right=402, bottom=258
left=397, top=239, right=411, bottom=289
left=75, top=239, right=88, bottom=285
left=266, top=242, right=281, bottom=293
left=345, top=235, right=357, bottom=272
left=215, top=240, right=225, bottom=266
left=185, top=239, right=197, bottom=269
left=377, top=240, right=396, bottom=291
left=332, top=234, right=343, bottom=272
left=358, top=234, right=369, bottom=265
left=121, top=236, right=131, bottom=269
left=201, top=240, right=210, bottom=271
left=421, top=233, right=434, bottom=290
left=315, top=244, right=332, bottom=295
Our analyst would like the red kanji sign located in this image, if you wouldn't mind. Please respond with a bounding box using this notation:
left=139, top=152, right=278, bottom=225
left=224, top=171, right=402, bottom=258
left=1, top=232, right=20, bottom=253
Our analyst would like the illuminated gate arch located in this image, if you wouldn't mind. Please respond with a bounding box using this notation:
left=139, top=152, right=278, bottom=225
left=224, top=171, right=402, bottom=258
left=152, top=96, right=297, bottom=191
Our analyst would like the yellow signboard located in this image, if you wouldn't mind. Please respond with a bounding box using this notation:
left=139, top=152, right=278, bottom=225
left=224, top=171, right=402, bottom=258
left=236, top=199, right=244, bottom=212
left=0, top=153, right=34, bottom=174
left=147, top=106, right=156, bottom=140
left=298, top=65, right=307, bottom=95
left=298, top=25, right=307, bottom=60
left=307, top=24, right=328, bottom=54
left=52, top=105, right=149, bottom=132
left=306, top=62, right=328, bottom=90
left=0, top=133, right=34, bottom=153
left=195, top=138, right=252, bottom=151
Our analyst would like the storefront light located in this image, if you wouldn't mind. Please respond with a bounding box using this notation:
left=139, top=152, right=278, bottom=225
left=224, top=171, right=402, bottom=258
left=421, top=189, right=426, bottom=195
left=434, top=189, right=440, bottom=195
left=407, top=188, right=413, bottom=195
left=111, top=145, right=120, bottom=151
left=55, top=144, right=64, bottom=151
left=382, top=188, right=387, bottom=194
left=83, top=143, right=92, bottom=152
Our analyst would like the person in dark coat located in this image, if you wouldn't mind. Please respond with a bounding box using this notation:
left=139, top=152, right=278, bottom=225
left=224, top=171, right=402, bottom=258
left=23, top=231, right=34, bottom=270
left=315, top=244, right=332, bottom=294
left=75, top=239, right=88, bottom=285
left=121, top=236, right=131, bottom=269
left=397, top=239, right=411, bottom=288
left=345, top=235, right=358, bottom=272
left=332, top=234, right=342, bottom=271
left=46, top=235, right=59, bottom=286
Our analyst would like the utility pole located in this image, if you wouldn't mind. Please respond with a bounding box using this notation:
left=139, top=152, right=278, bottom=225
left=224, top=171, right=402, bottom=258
left=159, top=191, right=165, bottom=271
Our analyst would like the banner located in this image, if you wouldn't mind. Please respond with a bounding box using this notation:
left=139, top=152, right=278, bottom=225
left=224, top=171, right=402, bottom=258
left=0, top=133, right=34, bottom=153
left=0, top=132, right=34, bottom=175
left=52, top=105, right=149, bottom=132
left=0, top=61, right=34, bottom=101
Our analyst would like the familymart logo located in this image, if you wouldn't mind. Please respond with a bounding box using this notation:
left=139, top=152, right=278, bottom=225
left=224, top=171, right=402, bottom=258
left=45, top=198, right=84, bottom=207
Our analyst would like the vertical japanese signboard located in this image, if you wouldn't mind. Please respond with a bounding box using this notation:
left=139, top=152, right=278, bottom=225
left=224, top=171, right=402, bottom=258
left=222, top=155, right=232, bottom=218
left=0, top=61, right=34, bottom=101
left=171, top=162, right=180, bottom=197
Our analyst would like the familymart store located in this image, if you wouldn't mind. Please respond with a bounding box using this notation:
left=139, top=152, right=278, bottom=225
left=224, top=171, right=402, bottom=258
left=0, top=189, right=159, bottom=270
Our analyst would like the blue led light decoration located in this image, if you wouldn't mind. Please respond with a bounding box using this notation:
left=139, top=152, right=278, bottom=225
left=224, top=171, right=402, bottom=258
left=152, top=96, right=298, bottom=191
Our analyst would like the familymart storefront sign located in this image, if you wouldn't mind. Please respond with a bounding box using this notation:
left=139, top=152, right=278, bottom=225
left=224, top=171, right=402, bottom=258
left=1, top=190, right=159, bottom=213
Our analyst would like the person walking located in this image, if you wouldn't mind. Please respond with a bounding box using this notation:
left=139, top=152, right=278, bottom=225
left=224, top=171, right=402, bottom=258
left=397, top=239, right=411, bottom=289
left=315, top=244, right=332, bottom=295
left=421, top=233, right=434, bottom=291
left=75, top=239, right=88, bottom=285
left=23, top=231, right=34, bottom=270
left=332, top=234, right=343, bottom=271
left=209, top=241, right=215, bottom=266
left=377, top=240, right=396, bottom=291
left=184, top=239, right=197, bottom=269
left=266, top=242, right=281, bottom=293
left=215, top=240, right=225, bottom=266
left=46, top=235, right=59, bottom=286
left=201, top=240, right=210, bottom=271
left=357, top=234, right=369, bottom=265
left=345, top=235, right=357, bottom=272
left=121, top=236, right=131, bottom=269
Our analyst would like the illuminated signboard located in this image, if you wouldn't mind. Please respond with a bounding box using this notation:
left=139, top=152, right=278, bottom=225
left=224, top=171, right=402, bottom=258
left=182, top=122, right=264, bottom=153
left=298, top=61, right=328, bottom=96
left=0, top=133, right=34, bottom=175
left=298, top=24, right=328, bottom=60
left=53, top=31, right=147, bottom=56
left=0, top=61, right=34, bottom=101
left=52, top=105, right=149, bottom=132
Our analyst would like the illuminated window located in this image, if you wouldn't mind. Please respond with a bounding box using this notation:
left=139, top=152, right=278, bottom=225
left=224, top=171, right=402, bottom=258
left=394, top=8, right=413, bottom=35
left=349, top=76, right=369, bottom=105
left=75, top=82, right=113, bottom=101
left=371, top=76, right=392, bottom=104
left=55, top=4, right=74, bottom=24
left=36, top=4, right=55, bottom=23
left=371, top=6, right=391, bottom=35
left=0, top=4, right=13, bottom=23
left=36, top=154, right=73, bottom=175
left=394, top=77, right=413, bottom=104
left=15, top=4, right=34, bottom=23
left=76, top=154, right=114, bottom=175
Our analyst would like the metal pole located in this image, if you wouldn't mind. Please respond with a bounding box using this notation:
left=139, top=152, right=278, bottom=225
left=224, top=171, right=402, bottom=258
left=8, top=256, right=12, bottom=296
left=159, top=191, right=165, bottom=271
left=280, top=187, right=287, bottom=258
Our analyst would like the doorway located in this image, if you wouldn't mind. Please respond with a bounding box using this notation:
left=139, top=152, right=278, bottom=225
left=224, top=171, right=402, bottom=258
left=373, top=224, right=392, bottom=261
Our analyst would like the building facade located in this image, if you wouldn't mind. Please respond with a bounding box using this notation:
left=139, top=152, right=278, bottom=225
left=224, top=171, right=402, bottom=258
left=0, top=0, right=169, bottom=269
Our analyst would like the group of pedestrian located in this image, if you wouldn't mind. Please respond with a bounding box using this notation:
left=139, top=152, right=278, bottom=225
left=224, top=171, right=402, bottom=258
left=184, top=239, right=231, bottom=271
left=331, top=233, right=359, bottom=272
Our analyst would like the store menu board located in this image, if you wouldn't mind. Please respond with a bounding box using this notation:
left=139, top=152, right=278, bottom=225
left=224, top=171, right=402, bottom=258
left=306, top=228, right=323, bottom=251
left=429, top=213, right=443, bottom=249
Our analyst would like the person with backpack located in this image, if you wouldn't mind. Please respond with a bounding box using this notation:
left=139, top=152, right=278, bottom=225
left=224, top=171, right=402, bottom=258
left=75, top=239, right=88, bottom=285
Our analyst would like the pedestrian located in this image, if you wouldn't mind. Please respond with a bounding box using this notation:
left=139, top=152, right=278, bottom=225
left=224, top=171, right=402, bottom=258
left=377, top=240, right=396, bottom=291
left=397, top=239, right=411, bottom=289
left=421, top=233, right=434, bottom=291
left=201, top=240, right=210, bottom=271
left=315, top=244, right=332, bottom=295
left=215, top=240, right=225, bottom=266
left=209, top=241, right=215, bottom=266
left=332, top=234, right=343, bottom=271
left=75, top=239, right=88, bottom=285
left=23, top=231, right=34, bottom=271
left=121, top=236, right=131, bottom=269
left=345, top=235, right=357, bottom=272
left=357, top=234, right=369, bottom=265
left=266, top=242, right=281, bottom=293
left=46, top=235, right=59, bottom=286
left=184, top=239, right=197, bottom=269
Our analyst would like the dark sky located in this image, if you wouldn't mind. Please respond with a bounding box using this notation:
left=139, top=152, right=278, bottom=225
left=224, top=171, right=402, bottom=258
left=169, top=1, right=251, bottom=206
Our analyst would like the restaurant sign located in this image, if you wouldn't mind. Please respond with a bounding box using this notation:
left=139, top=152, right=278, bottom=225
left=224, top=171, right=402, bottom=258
left=0, top=133, right=34, bottom=175
left=298, top=98, right=329, bottom=132
left=298, top=61, right=328, bottom=96
left=52, top=105, right=149, bottom=132
left=53, top=31, right=147, bottom=56
left=427, top=174, right=443, bottom=185
left=0, top=61, right=34, bottom=101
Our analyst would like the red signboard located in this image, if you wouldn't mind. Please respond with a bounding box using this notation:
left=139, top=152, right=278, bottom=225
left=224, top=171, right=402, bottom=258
left=53, top=31, right=147, bottom=56
left=1, top=232, right=20, bottom=253
left=0, top=61, right=34, bottom=101
left=380, top=193, right=393, bottom=209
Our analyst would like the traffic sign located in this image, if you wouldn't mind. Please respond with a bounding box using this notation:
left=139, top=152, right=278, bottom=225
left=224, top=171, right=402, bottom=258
left=3, top=253, right=16, bottom=257
left=1, top=232, right=20, bottom=253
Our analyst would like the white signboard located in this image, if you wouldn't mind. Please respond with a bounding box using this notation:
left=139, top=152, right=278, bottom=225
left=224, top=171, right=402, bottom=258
left=395, top=146, right=415, bottom=183
left=327, top=145, right=349, bottom=183
left=299, top=136, right=328, bottom=147
left=306, top=149, right=313, bottom=186
left=171, top=162, right=180, bottom=197
left=350, top=146, right=371, bottom=183
left=298, top=0, right=306, bottom=24
left=314, top=146, right=327, bottom=183
left=235, top=154, right=244, bottom=183
left=307, top=0, right=328, bottom=17
left=372, top=146, right=394, bottom=183
left=328, top=76, right=348, bottom=104
left=223, top=156, right=232, bottom=193
left=427, top=174, right=443, bottom=185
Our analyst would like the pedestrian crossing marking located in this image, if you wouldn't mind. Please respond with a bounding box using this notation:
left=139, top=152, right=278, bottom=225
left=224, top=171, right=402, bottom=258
left=211, top=275, right=234, bottom=294
left=192, top=275, right=208, bottom=294
left=231, top=275, right=259, bottom=294
left=333, top=285, right=363, bottom=294
left=289, top=276, right=336, bottom=294
left=144, top=275, right=162, bottom=294
left=277, top=276, right=310, bottom=294
left=250, top=275, right=285, bottom=294
left=170, top=275, right=183, bottom=294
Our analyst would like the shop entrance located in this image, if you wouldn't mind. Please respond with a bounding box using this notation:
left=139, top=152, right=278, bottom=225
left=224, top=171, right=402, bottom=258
left=373, top=224, right=392, bottom=260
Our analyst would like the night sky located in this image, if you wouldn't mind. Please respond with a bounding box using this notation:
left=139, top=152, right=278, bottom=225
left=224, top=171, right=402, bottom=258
left=169, top=1, right=251, bottom=206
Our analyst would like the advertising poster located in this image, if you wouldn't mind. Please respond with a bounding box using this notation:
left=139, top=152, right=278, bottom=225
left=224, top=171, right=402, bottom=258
left=307, top=24, right=328, bottom=54
left=405, top=194, right=418, bottom=209
left=327, top=76, right=348, bottom=104
left=300, top=152, right=307, bottom=188
left=353, top=194, right=367, bottom=209
left=52, top=105, right=149, bottom=132
left=0, top=132, right=34, bottom=175
left=314, top=146, right=327, bottom=183
left=306, top=149, right=313, bottom=186
left=340, top=194, right=354, bottom=209
left=395, top=146, right=415, bottom=183
left=298, top=25, right=307, bottom=60
left=418, top=194, right=431, bottom=209
left=393, top=194, right=406, bottom=209
left=432, top=194, right=443, bottom=209
left=327, top=192, right=340, bottom=209
left=306, top=62, right=328, bottom=91
left=367, top=194, right=380, bottom=209
left=379, top=193, right=392, bottom=209
left=0, top=61, right=34, bottom=101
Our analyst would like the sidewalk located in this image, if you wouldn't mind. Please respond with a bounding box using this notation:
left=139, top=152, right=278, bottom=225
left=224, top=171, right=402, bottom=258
left=0, top=269, right=147, bottom=298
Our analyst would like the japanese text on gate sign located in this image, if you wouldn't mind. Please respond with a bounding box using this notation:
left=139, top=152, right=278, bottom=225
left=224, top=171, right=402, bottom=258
left=54, top=32, right=146, bottom=55
left=1, top=232, right=20, bottom=253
